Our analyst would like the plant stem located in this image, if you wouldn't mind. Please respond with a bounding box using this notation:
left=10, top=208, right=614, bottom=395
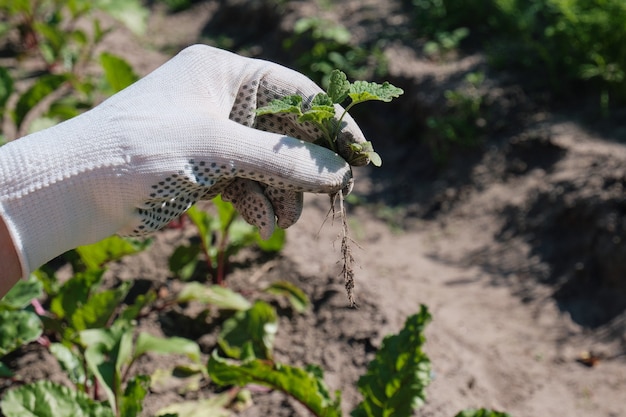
left=216, top=211, right=238, bottom=285
left=198, top=231, right=216, bottom=281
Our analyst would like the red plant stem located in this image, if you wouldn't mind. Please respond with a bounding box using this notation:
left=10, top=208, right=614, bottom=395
left=30, top=299, right=46, bottom=316
left=215, top=241, right=227, bottom=286
left=215, top=211, right=238, bottom=285
left=199, top=234, right=216, bottom=281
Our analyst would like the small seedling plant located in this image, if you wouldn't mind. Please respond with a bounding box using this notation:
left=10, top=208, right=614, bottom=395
left=256, top=70, right=403, bottom=305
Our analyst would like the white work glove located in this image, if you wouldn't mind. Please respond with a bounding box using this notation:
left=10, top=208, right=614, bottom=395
left=0, top=44, right=368, bottom=277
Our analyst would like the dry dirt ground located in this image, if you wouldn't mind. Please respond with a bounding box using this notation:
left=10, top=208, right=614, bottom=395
left=3, top=1, right=626, bottom=416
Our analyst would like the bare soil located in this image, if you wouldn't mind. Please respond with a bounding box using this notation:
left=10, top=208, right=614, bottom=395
left=2, top=1, right=626, bottom=416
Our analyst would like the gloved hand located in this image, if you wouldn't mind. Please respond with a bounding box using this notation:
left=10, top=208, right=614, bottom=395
left=0, top=44, right=368, bottom=277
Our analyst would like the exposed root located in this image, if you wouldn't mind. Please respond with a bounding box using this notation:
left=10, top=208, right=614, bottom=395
left=330, top=192, right=357, bottom=307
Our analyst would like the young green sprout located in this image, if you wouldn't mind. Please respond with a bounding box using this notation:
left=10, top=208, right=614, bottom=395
left=256, top=70, right=404, bottom=305
left=256, top=69, right=403, bottom=166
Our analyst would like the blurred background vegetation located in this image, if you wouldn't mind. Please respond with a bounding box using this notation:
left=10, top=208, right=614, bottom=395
left=1, top=0, right=624, bottom=154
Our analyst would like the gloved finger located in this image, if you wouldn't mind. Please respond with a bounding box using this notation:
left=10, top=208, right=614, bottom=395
left=221, top=179, right=275, bottom=240
left=222, top=180, right=304, bottom=237
left=263, top=186, right=303, bottom=229
left=188, top=118, right=353, bottom=195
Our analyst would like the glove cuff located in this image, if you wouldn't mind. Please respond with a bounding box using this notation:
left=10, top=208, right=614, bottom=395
left=0, top=111, right=128, bottom=276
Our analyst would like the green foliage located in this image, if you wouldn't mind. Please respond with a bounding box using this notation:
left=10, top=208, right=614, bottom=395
left=0, top=311, right=42, bottom=356
left=218, top=300, right=278, bottom=360
left=0, top=67, right=14, bottom=111
left=207, top=304, right=468, bottom=417
left=0, top=277, right=43, bottom=376
left=14, top=74, right=69, bottom=128
left=409, top=0, right=626, bottom=110
left=176, top=282, right=252, bottom=311
left=0, top=362, right=13, bottom=377
left=0, top=276, right=43, bottom=310
left=423, top=27, right=469, bottom=59
left=0, top=0, right=147, bottom=138
left=0, top=380, right=114, bottom=417
left=78, top=316, right=202, bottom=414
left=48, top=270, right=131, bottom=337
left=207, top=301, right=507, bottom=417
left=170, top=200, right=285, bottom=283
left=99, top=52, right=139, bottom=93
left=425, top=72, right=488, bottom=163
left=95, top=0, right=149, bottom=36
left=119, top=375, right=151, bottom=417
left=264, top=280, right=310, bottom=313
left=351, top=306, right=432, bottom=417
left=209, top=352, right=342, bottom=417
left=256, top=69, right=403, bottom=167
left=74, top=235, right=151, bottom=271
left=283, top=17, right=387, bottom=86
left=15, top=238, right=199, bottom=416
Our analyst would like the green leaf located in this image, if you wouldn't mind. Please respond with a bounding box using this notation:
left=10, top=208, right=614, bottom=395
left=208, top=351, right=342, bottom=417
left=351, top=305, right=432, bottom=417
left=0, top=277, right=43, bottom=310
left=99, top=52, right=138, bottom=93
left=119, top=375, right=150, bottom=417
left=33, top=22, right=66, bottom=61
left=218, top=301, right=278, bottom=360
left=212, top=194, right=238, bottom=230
left=0, top=361, right=13, bottom=378
left=119, top=290, right=156, bottom=322
left=84, top=338, right=121, bottom=412
left=299, top=107, right=336, bottom=125
left=264, top=281, right=309, bottom=313
left=0, top=66, right=14, bottom=110
left=50, top=269, right=104, bottom=320
left=117, top=328, right=135, bottom=378
left=348, top=80, right=404, bottom=105
left=155, top=394, right=232, bottom=417
left=81, top=320, right=135, bottom=413
left=95, top=0, right=149, bottom=35
left=134, top=332, right=203, bottom=365
left=327, top=69, right=350, bottom=104
left=186, top=205, right=214, bottom=252
left=27, top=116, right=61, bottom=134
left=346, top=141, right=381, bottom=167
left=256, top=227, right=286, bottom=252
left=169, top=243, right=201, bottom=281
left=455, top=409, right=512, bottom=417
left=49, top=343, right=86, bottom=385
left=76, top=235, right=149, bottom=271
left=311, top=92, right=335, bottom=109
left=0, top=381, right=115, bottom=417
left=221, top=218, right=257, bottom=252
left=14, top=74, right=68, bottom=128
left=367, top=151, right=383, bottom=167
left=79, top=319, right=132, bottom=350
left=255, top=95, right=304, bottom=117
left=177, top=282, right=251, bottom=311
left=68, top=281, right=132, bottom=331
left=0, top=311, right=42, bottom=356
